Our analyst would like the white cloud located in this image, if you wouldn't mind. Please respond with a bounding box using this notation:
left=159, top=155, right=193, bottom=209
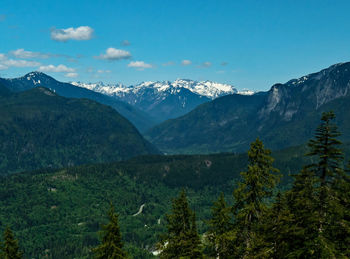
left=65, top=72, right=78, bottom=78
left=11, top=48, right=50, bottom=59
left=2, top=59, right=41, bottom=67
left=127, top=61, right=153, bottom=70
left=38, top=64, right=75, bottom=73
left=97, top=48, right=131, bottom=61
left=181, top=60, right=192, bottom=66
left=0, top=53, right=41, bottom=69
left=51, top=26, right=94, bottom=42
left=202, top=62, right=212, bottom=67
left=121, top=40, right=131, bottom=46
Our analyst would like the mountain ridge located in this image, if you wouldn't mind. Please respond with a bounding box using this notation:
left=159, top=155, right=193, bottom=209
left=71, top=79, right=240, bottom=99
left=72, top=79, right=253, bottom=123
left=0, top=72, right=155, bottom=132
left=146, top=62, right=350, bottom=153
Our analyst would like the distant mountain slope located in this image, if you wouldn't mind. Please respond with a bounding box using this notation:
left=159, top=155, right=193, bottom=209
left=147, top=93, right=267, bottom=153
left=0, top=87, right=158, bottom=174
left=0, top=72, right=154, bottom=132
left=146, top=62, right=350, bottom=153
left=0, top=84, right=11, bottom=97
left=72, top=79, right=243, bottom=123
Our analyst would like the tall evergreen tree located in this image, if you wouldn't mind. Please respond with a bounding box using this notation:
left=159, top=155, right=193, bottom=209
left=206, top=193, right=234, bottom=258
left=307, top=111, right=344, bottom=232
left=159, top=190, right=203, bottom=259
left=232, top=138, right=279, bottom=258
left=93, top=203, right=128, bottom=259
left=286, top=111, right=349, bottom=258
left=1, top=227, right=23, bottom=259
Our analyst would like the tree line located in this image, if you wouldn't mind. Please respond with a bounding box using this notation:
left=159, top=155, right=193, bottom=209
left=159, top=111, right=349, bottom=259
left=1, top=111, right=349, bottom=258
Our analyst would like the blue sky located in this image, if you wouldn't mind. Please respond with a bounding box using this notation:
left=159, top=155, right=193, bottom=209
left=1, top=0, right=350, bottom=91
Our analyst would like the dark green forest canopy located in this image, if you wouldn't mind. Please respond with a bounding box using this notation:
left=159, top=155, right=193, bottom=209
left=1, top=142, right=349, bottom=258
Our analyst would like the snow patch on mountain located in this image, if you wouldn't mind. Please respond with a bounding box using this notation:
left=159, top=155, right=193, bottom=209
left=171, top=79, right=237, bottom=99
left=72, top=79, right=240, bottom=100
left=71, top=81, right=127, bottom=95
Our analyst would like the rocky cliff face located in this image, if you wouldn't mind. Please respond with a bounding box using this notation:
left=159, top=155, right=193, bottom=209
left=259, top=62, right=350, bottom=121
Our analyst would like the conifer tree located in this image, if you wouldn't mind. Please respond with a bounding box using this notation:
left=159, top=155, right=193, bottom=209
left=1, top=227, right=23, bottom=259
left=261, top=192, right=293, bottom=259
left=93, top=203, right=127, bottom=259
left=286, top=111, right=349, bottom=258
left=159, top=190, right=203, bottom=259
left=232, top=138, right=279, bottom=258
left=307, top=111, right=343, bottom=228
left=206, top=193, right=234, bottom=258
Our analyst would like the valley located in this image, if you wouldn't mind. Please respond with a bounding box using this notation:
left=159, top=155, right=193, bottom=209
left=1, top=7, right=350, bottom=256
left=0, top=146, right=312, bottom=258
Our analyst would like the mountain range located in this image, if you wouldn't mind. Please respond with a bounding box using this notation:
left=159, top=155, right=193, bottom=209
left=0, top=85, right=158, bottom=174
left=0, top=73, right=248, bottom=130
left=1, top=62, right=350, bottom=156
left=0, top=72, right=154, bottom=132
left=146, top=62, right=350, bottom=153
left=72, top=79, right=251, bottom=123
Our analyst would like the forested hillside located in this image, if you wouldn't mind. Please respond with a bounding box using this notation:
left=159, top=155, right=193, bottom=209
left=0, top=87, right=158, bottom=175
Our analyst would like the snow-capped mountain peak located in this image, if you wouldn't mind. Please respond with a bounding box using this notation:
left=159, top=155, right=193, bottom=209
left=72, top=79, right=238, bottom=100
left=71, top=79, right=254, bottom=123
left=71, top=81, right=128, bottom=95
left=14, top=71, right=48, bottom=85
left=174, top=79, right=237, bottom=99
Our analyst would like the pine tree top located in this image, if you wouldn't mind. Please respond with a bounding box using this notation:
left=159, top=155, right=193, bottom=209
left=306, top=111, right=344, bottom=182
left=93, top=204, right=127, bottom=259
left=233, top=138, right=280, bottom=223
